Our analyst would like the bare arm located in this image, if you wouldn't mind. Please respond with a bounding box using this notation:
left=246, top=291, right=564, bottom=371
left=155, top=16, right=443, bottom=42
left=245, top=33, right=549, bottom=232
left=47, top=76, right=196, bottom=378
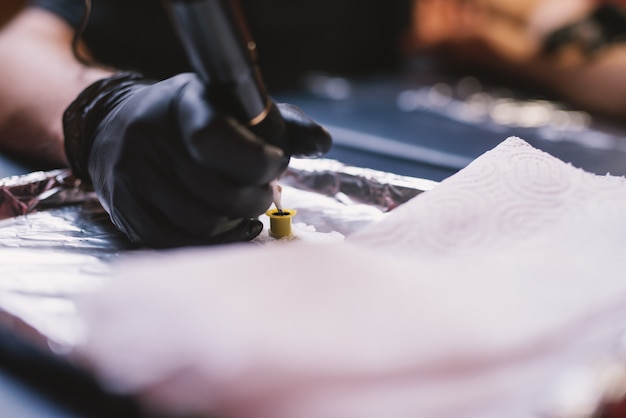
left=0, top=7, right=113, bottom=167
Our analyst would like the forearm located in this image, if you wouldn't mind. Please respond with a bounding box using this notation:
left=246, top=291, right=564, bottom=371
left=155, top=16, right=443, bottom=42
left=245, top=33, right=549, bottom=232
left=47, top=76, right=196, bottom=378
left=0, top=8, right=112, bottom=167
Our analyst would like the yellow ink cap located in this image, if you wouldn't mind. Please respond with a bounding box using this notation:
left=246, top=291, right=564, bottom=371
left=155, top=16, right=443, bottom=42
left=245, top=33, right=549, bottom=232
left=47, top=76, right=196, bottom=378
left=265, top=208, right=297, bottom=238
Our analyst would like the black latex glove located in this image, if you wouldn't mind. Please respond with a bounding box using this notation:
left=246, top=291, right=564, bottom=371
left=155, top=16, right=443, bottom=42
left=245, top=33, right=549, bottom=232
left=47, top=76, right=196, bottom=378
left=63, top=72, right=331, bottom=248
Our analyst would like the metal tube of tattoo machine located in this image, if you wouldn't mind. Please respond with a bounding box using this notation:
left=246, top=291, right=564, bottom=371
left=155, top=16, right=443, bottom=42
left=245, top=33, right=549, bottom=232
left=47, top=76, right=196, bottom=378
left=165, top=0, right=289, bottom=153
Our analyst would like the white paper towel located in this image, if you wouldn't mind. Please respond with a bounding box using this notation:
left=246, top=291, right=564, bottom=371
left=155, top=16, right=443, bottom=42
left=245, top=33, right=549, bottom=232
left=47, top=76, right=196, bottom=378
left=73, top=137, right=626, bottom=418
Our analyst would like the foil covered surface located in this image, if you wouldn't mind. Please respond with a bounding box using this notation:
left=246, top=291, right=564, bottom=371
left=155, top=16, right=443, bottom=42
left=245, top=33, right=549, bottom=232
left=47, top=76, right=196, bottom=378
left=0, top=169, right=77, bottom=221
left=0, top=159, right=436, bottom=349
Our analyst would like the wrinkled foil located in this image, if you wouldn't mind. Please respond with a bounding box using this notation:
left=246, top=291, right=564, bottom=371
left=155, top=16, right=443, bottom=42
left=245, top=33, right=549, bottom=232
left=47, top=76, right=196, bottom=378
left=0, top=159, right=436, bottom=349
left=0, top=169, right=78, bottom=220
left=284, top=158, right=437, bottom=211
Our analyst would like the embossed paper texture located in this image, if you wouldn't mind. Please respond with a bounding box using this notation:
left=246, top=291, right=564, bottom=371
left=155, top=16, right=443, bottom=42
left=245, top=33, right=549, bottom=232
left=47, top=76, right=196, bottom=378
left=74, top=137, right=626, bottom=418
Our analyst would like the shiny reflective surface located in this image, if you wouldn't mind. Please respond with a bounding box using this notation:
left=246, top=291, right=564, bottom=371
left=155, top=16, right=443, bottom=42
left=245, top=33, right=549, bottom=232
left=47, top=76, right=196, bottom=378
left=0, top=159, right=435, bottom=350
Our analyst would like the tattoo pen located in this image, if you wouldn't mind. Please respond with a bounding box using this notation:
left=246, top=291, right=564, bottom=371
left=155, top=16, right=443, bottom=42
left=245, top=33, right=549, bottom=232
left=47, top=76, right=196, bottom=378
left=164, top=0, right=287, bottom=218
left=164, top=0, right=289, bottom=207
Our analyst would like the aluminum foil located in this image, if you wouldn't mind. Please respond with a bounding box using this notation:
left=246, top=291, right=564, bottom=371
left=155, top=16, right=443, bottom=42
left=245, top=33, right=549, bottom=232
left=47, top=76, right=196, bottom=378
left=0, top=169, right=78, bottom=220
left=0, top=159, right=436, bottom=349
left=284, top=158, right=437, bottom=211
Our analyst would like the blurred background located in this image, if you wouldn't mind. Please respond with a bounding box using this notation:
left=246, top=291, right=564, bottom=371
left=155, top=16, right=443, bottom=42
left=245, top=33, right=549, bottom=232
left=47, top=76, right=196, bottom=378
left=2, top=0, right=626, bottom=181
left=267, top=0, right=626, bottom=181
left=0, top=0, right=22, bottom=24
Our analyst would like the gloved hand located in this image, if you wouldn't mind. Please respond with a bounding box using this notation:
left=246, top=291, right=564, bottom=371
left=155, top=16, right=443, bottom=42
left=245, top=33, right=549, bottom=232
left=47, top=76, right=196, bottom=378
left=63, top=72, right=332, bottom=248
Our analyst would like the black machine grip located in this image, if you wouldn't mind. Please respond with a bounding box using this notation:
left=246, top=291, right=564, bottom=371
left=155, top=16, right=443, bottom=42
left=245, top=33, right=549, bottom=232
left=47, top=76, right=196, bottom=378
left=165, top=0, right=288, bottom=155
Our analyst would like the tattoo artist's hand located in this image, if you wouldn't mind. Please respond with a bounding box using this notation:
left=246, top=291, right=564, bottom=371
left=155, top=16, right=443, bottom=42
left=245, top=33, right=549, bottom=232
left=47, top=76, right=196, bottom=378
left=63, top=72, right=332, bottom=248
